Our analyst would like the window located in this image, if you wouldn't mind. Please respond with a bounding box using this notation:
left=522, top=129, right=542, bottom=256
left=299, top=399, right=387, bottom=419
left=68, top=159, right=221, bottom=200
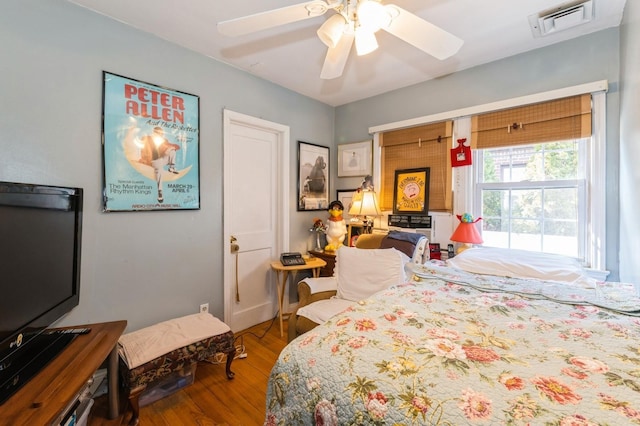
left=371, top=84, right=606, bottom=271
left=476, top=140, right=586, bottom=259
left=466, top=93, right=601, bottom=267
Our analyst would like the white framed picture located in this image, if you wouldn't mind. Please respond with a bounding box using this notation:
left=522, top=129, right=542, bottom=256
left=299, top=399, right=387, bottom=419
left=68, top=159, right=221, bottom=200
left=336, top=189, right=357, bottom=222
left=337, top=140, right=372, bottom=177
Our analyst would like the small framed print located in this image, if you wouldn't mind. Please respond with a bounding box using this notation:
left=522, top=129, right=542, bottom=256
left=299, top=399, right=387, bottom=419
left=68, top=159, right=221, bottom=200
left=336, top=189, right=358, bottom=222
left=298, top=141, right=330, bottom=211
left=337, top=140, right=372, bottom=177
left=393, top=168, right=430, bottom=215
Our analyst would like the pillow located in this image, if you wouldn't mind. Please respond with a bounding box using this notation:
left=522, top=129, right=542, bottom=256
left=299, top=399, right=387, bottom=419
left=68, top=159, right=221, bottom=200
left=387, top=230, right=424, bottom=245
left=379, top=236, right=416, bottom=258
left=335, top=247, right=407, bottom=301
left=446, top=247, right=596, bottom=287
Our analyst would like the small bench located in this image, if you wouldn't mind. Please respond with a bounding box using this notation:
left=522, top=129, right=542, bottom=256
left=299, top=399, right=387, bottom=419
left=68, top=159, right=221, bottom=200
left=118, top=313, right=235, bottom=425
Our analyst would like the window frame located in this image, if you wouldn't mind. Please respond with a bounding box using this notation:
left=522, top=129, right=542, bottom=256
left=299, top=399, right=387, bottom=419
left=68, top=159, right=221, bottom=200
left=474, top=145, right=587, bottom=260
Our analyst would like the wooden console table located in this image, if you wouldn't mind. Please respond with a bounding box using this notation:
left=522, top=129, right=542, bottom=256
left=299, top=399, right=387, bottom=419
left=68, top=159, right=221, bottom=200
left=0, top=320, right=127, bottom=425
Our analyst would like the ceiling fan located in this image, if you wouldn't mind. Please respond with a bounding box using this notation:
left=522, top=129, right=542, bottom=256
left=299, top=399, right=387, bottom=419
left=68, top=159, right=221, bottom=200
left=217, top=0, right=463, bottom=80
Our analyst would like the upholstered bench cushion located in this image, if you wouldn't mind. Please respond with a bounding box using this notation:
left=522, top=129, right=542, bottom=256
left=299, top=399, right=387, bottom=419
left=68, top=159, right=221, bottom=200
left=120, top=330, right=235, bottom=390
left=119, top=312, right=231, bottom=369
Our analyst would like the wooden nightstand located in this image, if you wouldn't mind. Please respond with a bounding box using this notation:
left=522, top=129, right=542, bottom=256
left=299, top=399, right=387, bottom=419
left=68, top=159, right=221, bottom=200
left=308, top=250, right=336, bottom=277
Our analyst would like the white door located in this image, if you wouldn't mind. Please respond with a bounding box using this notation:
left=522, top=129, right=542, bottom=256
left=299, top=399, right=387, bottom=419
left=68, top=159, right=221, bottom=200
left=223, top=110, right=290, bottom=332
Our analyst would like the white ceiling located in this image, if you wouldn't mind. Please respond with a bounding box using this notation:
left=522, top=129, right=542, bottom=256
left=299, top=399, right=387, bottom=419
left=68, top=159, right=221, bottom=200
left=67, top=0, right=626, bottom=107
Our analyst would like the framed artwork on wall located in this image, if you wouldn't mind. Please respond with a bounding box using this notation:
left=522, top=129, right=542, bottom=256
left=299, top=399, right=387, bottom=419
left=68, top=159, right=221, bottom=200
left=298, top=141, right=329, bottom=211
left=392, top=167, right=430, bottom=215
left=337, top=140, right=372, bottom=177
left=336, top=189, right=358, bottom=222
left=101, top=71, right=200, bottom=212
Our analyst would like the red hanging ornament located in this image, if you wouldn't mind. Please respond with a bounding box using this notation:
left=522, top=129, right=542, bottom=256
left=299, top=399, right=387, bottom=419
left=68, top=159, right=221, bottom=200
left=451, top=138, right=472, bottom=167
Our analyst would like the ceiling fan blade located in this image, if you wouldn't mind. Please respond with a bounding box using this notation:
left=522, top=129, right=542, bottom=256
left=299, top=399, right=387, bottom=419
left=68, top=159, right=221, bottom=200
left=320, top=32, right=354, bottom=79
left=383, top=6, right=463, bottom=60
left=218, top=1, right=333, bottom=37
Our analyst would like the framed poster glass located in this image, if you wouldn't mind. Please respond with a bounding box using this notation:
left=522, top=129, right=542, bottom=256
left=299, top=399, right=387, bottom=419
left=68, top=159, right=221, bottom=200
left=102, top=71, right=200, bottom=211
left=298, top=141, right=329, bottom=211
left=393, top=168, right=430, bottom=215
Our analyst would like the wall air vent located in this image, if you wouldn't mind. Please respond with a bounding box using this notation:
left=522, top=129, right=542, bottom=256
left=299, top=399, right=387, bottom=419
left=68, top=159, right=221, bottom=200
left=528, top=0, right=594, bottom=38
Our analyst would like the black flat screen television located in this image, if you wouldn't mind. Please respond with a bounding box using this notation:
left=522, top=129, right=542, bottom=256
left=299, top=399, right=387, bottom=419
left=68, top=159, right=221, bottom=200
left=0, top=181, right=83, bottom=403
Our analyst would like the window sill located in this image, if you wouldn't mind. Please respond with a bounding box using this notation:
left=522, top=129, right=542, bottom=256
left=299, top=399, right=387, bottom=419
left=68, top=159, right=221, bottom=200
left=584, top=268, right=610, bottom=282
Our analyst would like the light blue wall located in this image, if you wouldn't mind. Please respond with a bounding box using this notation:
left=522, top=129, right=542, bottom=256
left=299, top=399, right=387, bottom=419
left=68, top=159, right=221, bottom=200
left=0, top=0, right=334, bottom=331
left=619, top=1, right=640, bottom=283
left=335, top=28, right=623, bottom=281
left=1, top=1, right=634, bottom=333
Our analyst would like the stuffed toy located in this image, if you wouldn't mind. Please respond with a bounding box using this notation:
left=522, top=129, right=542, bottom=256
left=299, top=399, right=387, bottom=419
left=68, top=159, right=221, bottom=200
left=324, top=200, right=347, bottom=252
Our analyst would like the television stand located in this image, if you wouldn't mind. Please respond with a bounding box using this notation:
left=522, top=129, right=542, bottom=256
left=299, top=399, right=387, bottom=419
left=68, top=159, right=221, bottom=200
left=0, top=320, right=127, bottom=425
left=0, top=332, right=78, bottom=404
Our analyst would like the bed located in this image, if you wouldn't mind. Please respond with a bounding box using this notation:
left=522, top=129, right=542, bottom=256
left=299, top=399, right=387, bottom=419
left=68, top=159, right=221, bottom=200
left=264, top=248, right=640, bottom=425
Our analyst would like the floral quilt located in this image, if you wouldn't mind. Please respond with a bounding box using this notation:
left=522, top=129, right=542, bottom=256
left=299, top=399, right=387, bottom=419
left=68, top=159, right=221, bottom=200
left=265, top=262, right=640, bottom=425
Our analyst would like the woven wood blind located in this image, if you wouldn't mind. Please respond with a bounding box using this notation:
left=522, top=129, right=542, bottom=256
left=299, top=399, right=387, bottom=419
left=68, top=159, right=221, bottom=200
left=380, top=121, right=453, bottom=212
left=471, top=94, right=592, bottom=149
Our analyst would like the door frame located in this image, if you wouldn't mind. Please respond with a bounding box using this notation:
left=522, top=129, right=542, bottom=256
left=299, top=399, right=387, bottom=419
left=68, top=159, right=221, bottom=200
left=222, top=109, right=290, bottom=329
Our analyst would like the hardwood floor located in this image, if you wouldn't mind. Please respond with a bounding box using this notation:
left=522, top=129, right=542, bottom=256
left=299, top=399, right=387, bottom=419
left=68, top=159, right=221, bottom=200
left=89, top=318, right=288, bottom=426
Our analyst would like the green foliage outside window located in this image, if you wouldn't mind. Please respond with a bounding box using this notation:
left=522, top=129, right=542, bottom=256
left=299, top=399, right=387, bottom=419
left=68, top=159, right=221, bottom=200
left=480, top=141, right=579, bottom=239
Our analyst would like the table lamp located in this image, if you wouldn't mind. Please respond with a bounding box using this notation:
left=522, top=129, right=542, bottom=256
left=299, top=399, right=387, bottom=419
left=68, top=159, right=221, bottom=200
left=450, top=213, right=483, bottom=253
left=348, top=188, right=382, bottom=233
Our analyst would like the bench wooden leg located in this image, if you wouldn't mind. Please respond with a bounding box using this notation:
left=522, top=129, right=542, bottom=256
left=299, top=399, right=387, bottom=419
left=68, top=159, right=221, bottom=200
left=225, top=347, right=236, bottom=379
left=127, top=386, right=145, bottom=426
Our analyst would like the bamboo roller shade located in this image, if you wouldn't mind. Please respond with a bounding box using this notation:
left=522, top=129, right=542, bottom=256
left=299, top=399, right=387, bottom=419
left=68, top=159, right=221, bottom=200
left=471, top=94, right=592, bottom=149
left=380, top=121, right=453, bottom=212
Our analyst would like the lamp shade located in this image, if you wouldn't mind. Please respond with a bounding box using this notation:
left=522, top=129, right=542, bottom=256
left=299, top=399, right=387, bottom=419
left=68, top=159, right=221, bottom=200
left=317, top=14, right=346, bottom=48
left=348, top=189, right=382, bottom=217
left=355, top=26, right=378, bottom=56
left=357, top=0, right=392, bottom=32
left=450, top=214, right=483, bottom=244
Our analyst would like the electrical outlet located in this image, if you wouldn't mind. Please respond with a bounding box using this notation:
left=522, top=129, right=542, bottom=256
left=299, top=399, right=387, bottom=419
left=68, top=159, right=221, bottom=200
left=199, top=303, right=209, bottom=313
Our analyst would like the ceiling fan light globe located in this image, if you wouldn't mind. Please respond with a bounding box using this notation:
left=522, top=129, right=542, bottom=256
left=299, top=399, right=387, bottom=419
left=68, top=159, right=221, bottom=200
left=317, top=14, right=346, bottom=48
left=304, top=1, right=329, bottom=17
left=355, top=27, right=378, bottom=56
left=357, top=0, right=391, bottom=32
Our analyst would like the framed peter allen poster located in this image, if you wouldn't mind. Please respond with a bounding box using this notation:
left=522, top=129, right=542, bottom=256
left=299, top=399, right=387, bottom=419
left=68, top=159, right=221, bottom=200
left=393, top=167, right=430, bottom=215
left=102, top=71, right=200, bottom=212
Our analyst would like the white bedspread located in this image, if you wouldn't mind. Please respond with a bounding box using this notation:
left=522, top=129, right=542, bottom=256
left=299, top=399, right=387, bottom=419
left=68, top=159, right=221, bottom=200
left=118, top=312, right=230, bottom=369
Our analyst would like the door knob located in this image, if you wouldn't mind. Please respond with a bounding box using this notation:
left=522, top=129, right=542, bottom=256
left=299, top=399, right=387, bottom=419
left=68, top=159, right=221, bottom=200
left=230, top=235, right=239, bottom=253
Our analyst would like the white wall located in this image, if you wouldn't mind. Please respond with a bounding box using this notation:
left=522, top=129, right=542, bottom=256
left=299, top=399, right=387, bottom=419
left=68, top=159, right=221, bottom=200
left=619, top=1, right=640, bottom=283
left=0, top=0, right=334, bottom=332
